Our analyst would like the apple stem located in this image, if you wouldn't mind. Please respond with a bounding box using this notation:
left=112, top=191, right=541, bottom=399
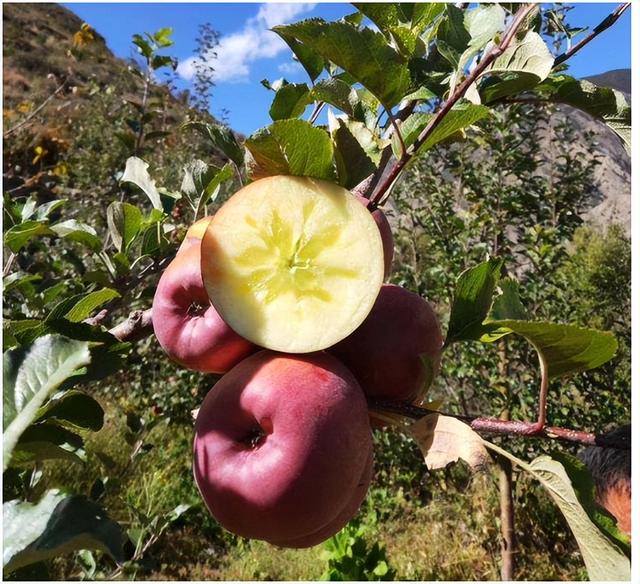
left=369, top=400, right=630, bottom=450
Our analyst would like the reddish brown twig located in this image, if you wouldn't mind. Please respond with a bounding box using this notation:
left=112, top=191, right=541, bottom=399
left=553, top=3, right=631, bottom=67
left=370, top=400, right=629, bottom=449
left=368, top=3, right=538, bottom=209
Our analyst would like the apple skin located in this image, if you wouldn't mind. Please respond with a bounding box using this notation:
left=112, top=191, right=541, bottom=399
left=269, top=449, right=373, bottom=548
left=329, top=284, right=443, bottom=403
left=355, top=195, right=394, bottom=279
left=193, top=350, right=373, bottom=544
left=178, top=216, right=214, bottom=254
left=152, top=245, right=256, bottom=373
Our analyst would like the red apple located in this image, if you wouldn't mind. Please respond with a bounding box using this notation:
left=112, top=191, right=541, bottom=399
left=270, top=449, right=373, bottom=548
left=355, top=195, right=394, bottom=279
left=152, top=245, right=256, bottom=373
left=178, top=215, right=214, bottom=254
left=193, top=350, right=373, bottom=544
left=329, top=284, right=443, bottom=403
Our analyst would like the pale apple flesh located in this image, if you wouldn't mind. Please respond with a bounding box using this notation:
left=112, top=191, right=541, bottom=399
left=152, top=245, right=256, bottom=373
left=329, top=284, right=443, bottom=403
left=200, top=176, right=385, bottom=353
left=193, top=350, right=373, bottom=544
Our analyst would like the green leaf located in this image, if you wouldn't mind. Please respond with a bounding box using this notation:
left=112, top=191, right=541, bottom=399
left=245, top=119, right=336, bottom=181
left=269, top=83, right=311, bottom=120
left=311, top=78, right=357, bottom=117
left=419, top=103, right=490, bottom=153
left=12, top=440, right=84, bottom=465
left=328, top=113, right=385, bottom=165
left=120, top=157, right=163, bottom=210
left=3, top=273, right=42, bottom=294
left=274, top=19, right=411, bottom=108
left=486, top=30, right=553, bottom=83
left=153, top=26, right=173, bottom=47
left=395, top=103, right=490, bottom=158
left=445, top=258, right=503, bottom=345
left=181, top=159, right=218, bottom=210
left=107, top=202, right=142, bottom=253
left=14, top=422, right=85, bottom=465
left=33, top=199, right=66, bottom=221
left=181, top=161, right=234, bottom=217
left=393, top=112, right=430, bottom=158
left=35, top=390, right=104, bottom=431
left=57, top=342, right=131, bottom=393
left=151, top=55, right=176, bottom=70
left=487, top=278, right=528, bottom=321
left=4, top=221, right=54, bottom=253
left=464, top=4, right=505, bottom=52
left=50, top=220, right=103, bottom=252
left=63, top=288, right=120, bottom=323
left=437, top=4, right=470, bottom=54
left=535, top=76, right=630, bottom=155
left=271, top=29, right=325, bottom=82
left=132, top=34, right=153, bottom=58
left=3, top=320, right=41, bottom=349
left=483, top=443, right=630, bottom=581
left=331, top=117, right=377, bottom=189
left=3, top=335, right=91, bottom=471
left=353, top=3, right=407, bottom=32
left=407, top=3, right=444, bottom=32
left=3, top=490, right=124, bottom=573
left=181, top=121, right=245, bottom=167
left=480, top=72, right=544, bottom=103
left=402, top=86, right=436, bottom=102
left=552, top=452, right=630, bottom=557
left=480, top=320, right=618, bottom=378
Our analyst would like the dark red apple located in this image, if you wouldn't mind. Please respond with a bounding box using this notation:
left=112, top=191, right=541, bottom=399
left=329, top=284, right=443, bottom=403
left=193, top=350, right=373, bottom=544
left=355, top=195, right=394, bottom=279
left=269, top=449, right=373, bottom=548
left=152, top=245, right=256, bottom=373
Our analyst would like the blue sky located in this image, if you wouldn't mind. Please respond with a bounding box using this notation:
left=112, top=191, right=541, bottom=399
left=63, top=2, right=632, bottom=136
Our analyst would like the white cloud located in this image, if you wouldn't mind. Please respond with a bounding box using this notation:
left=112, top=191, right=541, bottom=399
left=277, top=61, right=304, bottom=75
left=177, top=3, right=316, bottom=84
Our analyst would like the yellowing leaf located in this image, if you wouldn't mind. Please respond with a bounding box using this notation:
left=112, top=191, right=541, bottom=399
left=409, top=414, right=488, bottom=471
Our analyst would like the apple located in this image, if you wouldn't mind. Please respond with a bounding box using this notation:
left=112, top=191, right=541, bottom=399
left=193, top=350, right=373, bottom=545
left=329, top=284, right=443, bottom=403
left=270, top=449, right=373, bottom=548
left=178, top=215, right=214, bottom=254
left=152, top=245, right=256, bottom=373
left=354, top=195, right=394, bottom=279
left=200, top=175, right=385, bottom=353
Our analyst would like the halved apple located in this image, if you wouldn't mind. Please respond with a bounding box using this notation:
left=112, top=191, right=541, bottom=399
left=201, top=175, right=384, bottom=353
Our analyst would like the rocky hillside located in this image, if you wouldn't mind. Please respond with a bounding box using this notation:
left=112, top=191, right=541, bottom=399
left=577, top=69, right=631, bottom=231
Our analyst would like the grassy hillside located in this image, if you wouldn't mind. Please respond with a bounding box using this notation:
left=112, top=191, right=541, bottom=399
left=3, top=2, right=225, bottom=215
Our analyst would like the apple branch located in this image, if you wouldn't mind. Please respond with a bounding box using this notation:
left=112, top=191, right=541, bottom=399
left=370, top=400, right=630, bottom=450
left=367, top=3, right=538, bottom=209
left=553, top=3, right=631, bottom=67
left=108, top=308, right=153, bottom=342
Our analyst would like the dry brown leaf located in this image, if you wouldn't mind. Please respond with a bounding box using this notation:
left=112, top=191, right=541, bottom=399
left=409, top=413, right=488, bottom=471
